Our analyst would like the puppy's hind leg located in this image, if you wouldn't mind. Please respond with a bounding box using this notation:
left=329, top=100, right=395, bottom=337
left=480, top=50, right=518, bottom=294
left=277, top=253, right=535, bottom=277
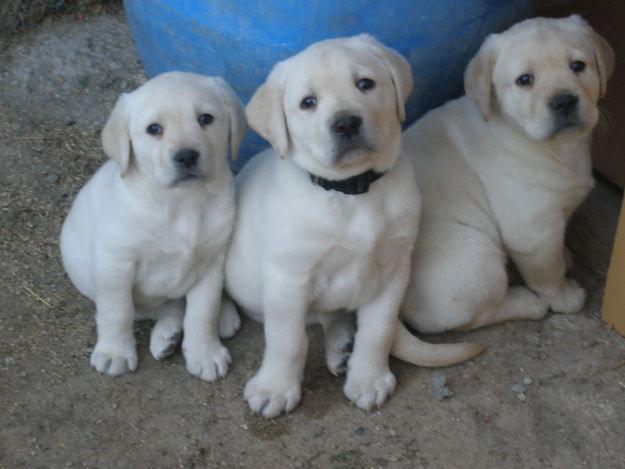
left=149, top=299, right=184, bottom=360
left=318, top=312, right=356, bottom=376
left=218, top=295, right=241, bottom=339
left=466, top=286, right=549, bottom=330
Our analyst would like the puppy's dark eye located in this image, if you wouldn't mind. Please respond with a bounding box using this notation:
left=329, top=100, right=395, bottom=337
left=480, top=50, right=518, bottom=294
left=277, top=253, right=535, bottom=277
left=515, top=74, right=534, bottom=87
left=570, top=61, right=586, bottom=73
left=356, top=78, right=376, bottom=91
left=198, top=113, right=214, bottom=126
left=146, top=123, right=162, bottom=136
left=300, top=96, right=317, bottom=109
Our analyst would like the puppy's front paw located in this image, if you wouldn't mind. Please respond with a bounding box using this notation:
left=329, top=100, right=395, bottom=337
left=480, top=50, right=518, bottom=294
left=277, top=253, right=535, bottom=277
left=182, top=341, right=231, bottom=382
left=244, top=370, right=301, bottom=419
left=546, top=280, right=586, bottom=314
left=91, top=341, right=138, bottom=376
left=344, top=366, right=396, bottom=411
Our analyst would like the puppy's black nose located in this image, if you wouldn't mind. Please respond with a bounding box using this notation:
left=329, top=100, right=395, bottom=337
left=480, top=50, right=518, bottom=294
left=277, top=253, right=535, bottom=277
left=173, top=148, right=199, bottom=169
left=331, top=114, right=362, bottom=138
left=549, top=94, right=578, bottom=116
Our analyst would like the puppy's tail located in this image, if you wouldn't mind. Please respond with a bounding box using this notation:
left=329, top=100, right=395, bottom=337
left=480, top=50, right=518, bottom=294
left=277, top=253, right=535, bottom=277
left=391, top=321, right=485, bottom=367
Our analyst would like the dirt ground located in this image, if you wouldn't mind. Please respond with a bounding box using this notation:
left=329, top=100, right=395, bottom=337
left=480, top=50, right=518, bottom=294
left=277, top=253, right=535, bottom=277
left=1, top=8, right=625, bottom=469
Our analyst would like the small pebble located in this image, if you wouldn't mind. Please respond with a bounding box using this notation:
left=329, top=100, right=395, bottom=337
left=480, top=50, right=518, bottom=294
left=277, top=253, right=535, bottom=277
left=389, top=429, right=397, bottom=437
left=45, top=173, right=60, bottom=184
left=510, top=383, right=525, bottom=394
left=354, top=427, right=364, bottom=435
left=432, top=373, right=453, bottom=400
left=523, top=377, right=533, bottom=386
left=516, top=392, right=527, bottom=402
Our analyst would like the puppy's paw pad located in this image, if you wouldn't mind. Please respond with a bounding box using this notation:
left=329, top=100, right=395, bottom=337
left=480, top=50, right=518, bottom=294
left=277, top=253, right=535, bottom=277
left=218, top=302, right=241, bottom=339
left=244, top=373, right=301, bottom=419
left=90, top=342, right=138, bottom=376
left=183, top=343, right=231, bottom=382
left=549, top=280, right=586, bottom=314
left=150, top=331, right=182, bottom=360
left=344, top=368, right=396, bottom=411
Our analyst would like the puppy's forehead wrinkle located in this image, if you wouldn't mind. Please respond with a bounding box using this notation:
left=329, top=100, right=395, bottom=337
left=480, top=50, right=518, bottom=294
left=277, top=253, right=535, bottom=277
left=500, top=31, right=589, bottom=69
left=289, top=43, right=384, bottom=82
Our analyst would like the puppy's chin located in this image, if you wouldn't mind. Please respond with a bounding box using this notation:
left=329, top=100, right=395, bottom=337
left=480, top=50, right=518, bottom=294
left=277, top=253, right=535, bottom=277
left=333, top=142, right=375, bottom=166
left=294, top=151, right=374, bottom=181
left=162, top=171, right=206, bottom=188
left=546, top=115, right=597, bottom=140
left=177, top=173, right=206, bottom=185
left=549, top=121, right=584, bottom=138
left=521, top=118, right=585, bottom=142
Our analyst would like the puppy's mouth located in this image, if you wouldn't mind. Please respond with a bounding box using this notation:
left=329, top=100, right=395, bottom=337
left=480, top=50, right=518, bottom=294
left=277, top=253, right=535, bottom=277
left=175, top=169, right=205, bottom=184
left=550, top=118, right=583, bottom=138
left=333, top=138, right=376, bottom=165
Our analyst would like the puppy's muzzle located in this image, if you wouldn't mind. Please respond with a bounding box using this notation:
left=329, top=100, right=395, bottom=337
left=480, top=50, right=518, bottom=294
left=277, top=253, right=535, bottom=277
left=331, top=113, right=362, bottom=139
left=549, top=93, right=578, bottom=117
left=548, top=93, right=582, bottom=136
left=174, top=148, right=199, bottom=169
left=331, top=112, right=374, bottom=163
left=173, top=148, right=203, bottom=181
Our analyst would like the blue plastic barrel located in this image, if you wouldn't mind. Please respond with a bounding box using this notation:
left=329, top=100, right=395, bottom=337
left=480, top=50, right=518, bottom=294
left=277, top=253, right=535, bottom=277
left=124, top=0, right=534, bottom=168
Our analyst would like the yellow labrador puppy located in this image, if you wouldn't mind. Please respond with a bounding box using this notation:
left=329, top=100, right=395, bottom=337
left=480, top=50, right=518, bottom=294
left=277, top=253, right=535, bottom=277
left=61, top=72, right=246, bottom=379
left=402, top=16, right=614, bottom=333
left=225, top=35, right=482, bottom=418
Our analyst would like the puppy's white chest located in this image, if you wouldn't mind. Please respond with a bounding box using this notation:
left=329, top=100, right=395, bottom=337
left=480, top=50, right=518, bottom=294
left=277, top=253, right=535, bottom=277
left=310, top=212, right=395, bottom=312
left=132, top=214, right=225, bottom=304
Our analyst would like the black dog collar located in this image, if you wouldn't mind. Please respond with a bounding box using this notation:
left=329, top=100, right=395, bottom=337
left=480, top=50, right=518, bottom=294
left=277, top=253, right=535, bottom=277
left=309, top=169, right=385, bottom=195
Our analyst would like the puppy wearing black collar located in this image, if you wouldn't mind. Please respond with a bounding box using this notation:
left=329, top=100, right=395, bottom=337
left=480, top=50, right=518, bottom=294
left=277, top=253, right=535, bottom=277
left=225, top=35, right=483, bottom=419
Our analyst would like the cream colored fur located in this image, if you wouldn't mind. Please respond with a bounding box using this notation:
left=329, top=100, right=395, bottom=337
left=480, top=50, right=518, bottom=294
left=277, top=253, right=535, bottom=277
left=61, top=72, right=247, bottom=380
left=402, top=16, right=614, bottom=333
left=225, top=35, right=482, bottom=419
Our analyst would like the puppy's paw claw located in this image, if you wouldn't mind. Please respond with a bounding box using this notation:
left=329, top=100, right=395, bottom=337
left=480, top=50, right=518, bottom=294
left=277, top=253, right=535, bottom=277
left=150, top=331, right=182, bottom=360
left=244, top=372, right=301, bottom=419
left=183, top=342, right=231, bottom=382
left=91, top=342, right=138, bottom=376
left=324, top=321, right=355, bottom=376
left=326, top=342, right=352, bottom=376
left=344, top=367, right=396, bottom=411
left=547, top=280, right=586, bottom=314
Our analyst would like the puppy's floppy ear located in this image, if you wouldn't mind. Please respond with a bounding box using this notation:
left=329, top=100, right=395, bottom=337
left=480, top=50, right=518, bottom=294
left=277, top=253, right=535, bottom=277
left=358, top=34, right=413, bottom=122
left=246, top=62, right=290, bottom=157
left=214, top=77, right=248, bottom=161
left=102, top=93, right=131, bottom=177
left=464, top=34, right=498, bottom=121
left=569, top=14, right=614, bottom=98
